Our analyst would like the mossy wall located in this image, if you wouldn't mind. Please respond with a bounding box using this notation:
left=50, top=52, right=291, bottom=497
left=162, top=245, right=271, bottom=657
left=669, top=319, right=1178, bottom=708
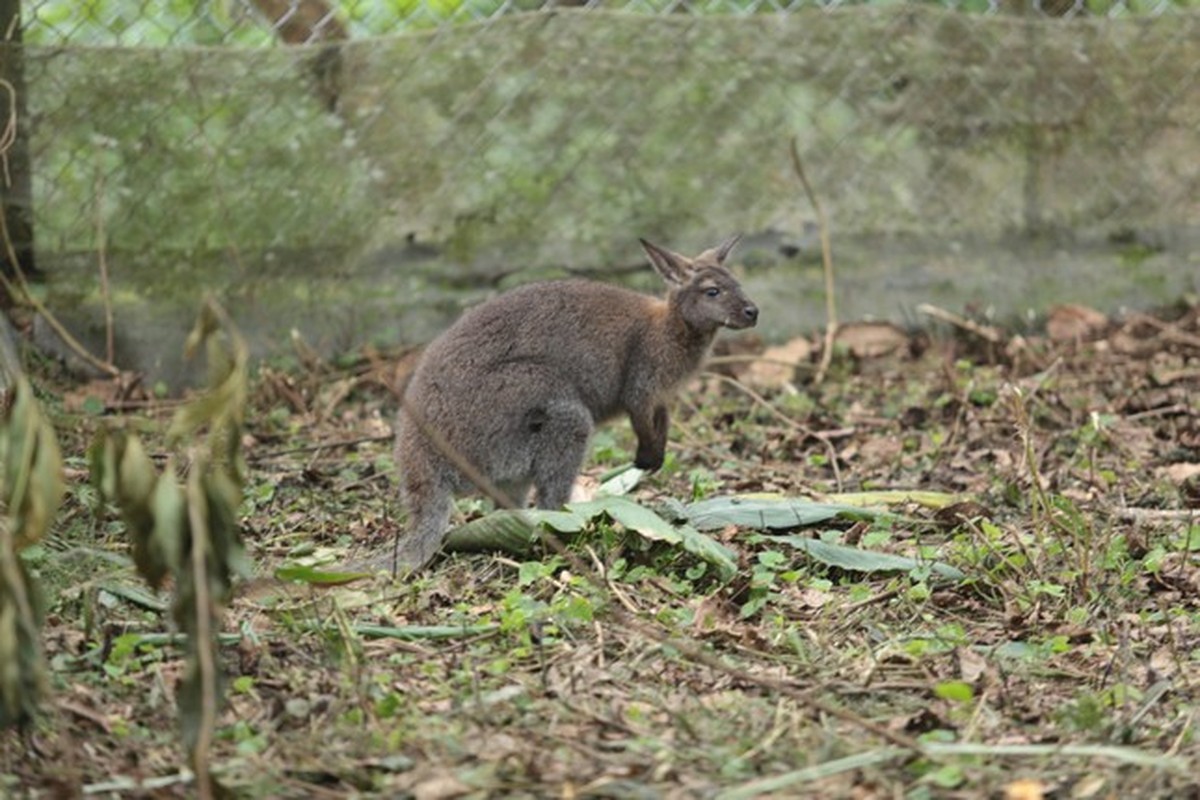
left=21, top=7, right=1200, bottom=384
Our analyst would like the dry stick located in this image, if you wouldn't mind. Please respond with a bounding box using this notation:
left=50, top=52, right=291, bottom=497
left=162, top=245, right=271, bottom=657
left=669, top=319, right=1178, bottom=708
left=790, top=137, right=838, bottom=385
left=1128, top=312, right=1200, bottom=350
left=0, top=79, right=119, bottom=377
left=398, top=402, right=917, bottom=751
left=185, top=468, right=216, bottom=800
left=93, top=164, right=115, bottom=364
left=707, top=353, right=816, bottom=374
left=1112, top=508, right=1198, bottom=523
left=917, top=303, right=1003, bottom=343
left=707, top=371, right=846, bottom=491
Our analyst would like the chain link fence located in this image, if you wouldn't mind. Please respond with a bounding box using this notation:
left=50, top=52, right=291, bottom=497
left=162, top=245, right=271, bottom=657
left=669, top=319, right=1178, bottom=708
left=6, top=0, right=1200, bottom=379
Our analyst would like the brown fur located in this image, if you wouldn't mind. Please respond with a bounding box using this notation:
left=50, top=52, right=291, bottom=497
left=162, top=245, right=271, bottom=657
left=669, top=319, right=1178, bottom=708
left=393, top=236, right=759, bottom=569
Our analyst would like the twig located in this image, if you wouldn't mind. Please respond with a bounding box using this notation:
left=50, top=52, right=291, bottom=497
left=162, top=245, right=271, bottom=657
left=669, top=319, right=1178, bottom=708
left=706, top=353, right=815, bottom=373
left=0, top=79, right=119, bottom=377
left=186, top=469, right=216, bottom=800
left=917, top=303, right=1003, bottom=343
left=789, top=137, right=837, bottom=385
left=93, top=163, right=115, bottom=364
left=1111, top=508, right=1198, bottom=523
left=1128, top=312, right=1200, bottom=350
left=248, top=434, right=393, bottom=462
left=1125, top=403, right=1193, bottom=421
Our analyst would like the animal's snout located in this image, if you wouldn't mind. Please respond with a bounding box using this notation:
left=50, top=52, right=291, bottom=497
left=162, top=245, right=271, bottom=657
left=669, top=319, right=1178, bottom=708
left=742, top=304, right=759, bottom=325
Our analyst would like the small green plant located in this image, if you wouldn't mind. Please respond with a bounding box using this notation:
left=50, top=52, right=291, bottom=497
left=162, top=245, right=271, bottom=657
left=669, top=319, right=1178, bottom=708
left=740, top=549, right=797, bottom=618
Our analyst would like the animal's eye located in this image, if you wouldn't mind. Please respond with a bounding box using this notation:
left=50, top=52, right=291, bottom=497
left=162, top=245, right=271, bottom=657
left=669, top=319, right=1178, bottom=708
left=704, top=287, right=720, bottom=298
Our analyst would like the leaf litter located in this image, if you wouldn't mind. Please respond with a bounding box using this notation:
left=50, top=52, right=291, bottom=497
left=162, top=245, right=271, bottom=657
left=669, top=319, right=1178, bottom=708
left=2, top=299, right=1199, bottom=797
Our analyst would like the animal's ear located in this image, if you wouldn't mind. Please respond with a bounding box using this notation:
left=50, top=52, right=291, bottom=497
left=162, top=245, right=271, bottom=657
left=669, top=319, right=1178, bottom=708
left=693, top=233, right=742, bottom=266
left=713, top=233, right=742, bottom=264
left=640, top=239, right=693, bottom=286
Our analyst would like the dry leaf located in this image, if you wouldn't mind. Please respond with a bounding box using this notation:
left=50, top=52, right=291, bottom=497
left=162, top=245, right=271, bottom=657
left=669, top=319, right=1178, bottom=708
left=835, top=322, right=910, bottom=359
left=1046, top=304, right=1108, bottom=342
left=1004, top=778, right=1045, bottom=800
left=1157, top=463, right=1200, bottom=484
left=742, top=337, right=813, bottom=389
left=412, top=773, right=472, bottom=800
left=956, top=646, right=989, bottom=684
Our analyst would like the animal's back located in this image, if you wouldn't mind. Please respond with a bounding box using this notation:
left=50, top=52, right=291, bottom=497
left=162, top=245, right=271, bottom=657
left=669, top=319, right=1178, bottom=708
left=407, top=279, right=656, bottom=424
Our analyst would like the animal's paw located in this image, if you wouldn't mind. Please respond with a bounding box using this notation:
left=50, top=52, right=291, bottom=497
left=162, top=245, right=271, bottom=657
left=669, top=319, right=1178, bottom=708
left=634, top=451, right=664, bottom=472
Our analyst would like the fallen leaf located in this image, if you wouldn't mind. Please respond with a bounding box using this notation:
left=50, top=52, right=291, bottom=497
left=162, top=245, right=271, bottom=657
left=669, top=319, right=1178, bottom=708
left=956, top=646, right=988, bottom=684
left=835, top=322, right=910, bottom=359
left=1047, top=304, right=1108, bottom=342
left=1003, top=778, right=1045, bottom=800
left=742, top=337, right=813, bottom=390
left=1157, top=463, right=1200, bottom=484
left=412, top=773, right=471, bottom=800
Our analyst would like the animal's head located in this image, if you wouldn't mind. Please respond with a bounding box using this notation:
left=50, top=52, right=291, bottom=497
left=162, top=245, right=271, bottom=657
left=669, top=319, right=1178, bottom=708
left=640, top=235, right=759, bottom=334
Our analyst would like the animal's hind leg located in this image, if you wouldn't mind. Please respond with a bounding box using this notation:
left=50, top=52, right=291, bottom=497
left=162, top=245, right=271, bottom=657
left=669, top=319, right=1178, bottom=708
left=395, top=427, right=455, bottom=571
left=531, top=401, right=593, bottom=510
left=398, top=487, right=452, bottom=571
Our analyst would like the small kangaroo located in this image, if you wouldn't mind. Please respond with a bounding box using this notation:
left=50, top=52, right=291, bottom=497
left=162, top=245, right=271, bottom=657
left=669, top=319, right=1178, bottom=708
left=393, top=235, right=759, bottom=569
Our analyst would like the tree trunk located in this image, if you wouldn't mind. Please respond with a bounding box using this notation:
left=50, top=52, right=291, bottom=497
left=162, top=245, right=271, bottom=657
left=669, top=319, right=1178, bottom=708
left=0, top=0, right=37, bottom=296
left=250, top=0, right=348, bottom=113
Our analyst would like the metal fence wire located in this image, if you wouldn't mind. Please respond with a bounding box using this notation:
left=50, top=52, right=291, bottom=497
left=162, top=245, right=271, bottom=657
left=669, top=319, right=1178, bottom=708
left=4, top=0, right=1200, bottom=372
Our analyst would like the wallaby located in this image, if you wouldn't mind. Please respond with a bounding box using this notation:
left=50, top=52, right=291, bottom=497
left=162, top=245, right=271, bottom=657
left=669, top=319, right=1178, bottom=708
left=393, top=235, right=759, bottom=569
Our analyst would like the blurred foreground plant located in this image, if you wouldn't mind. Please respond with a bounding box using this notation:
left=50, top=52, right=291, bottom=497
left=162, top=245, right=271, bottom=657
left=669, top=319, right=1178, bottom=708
left=0, top=373, right=65, bottom=727
left=91, top=300, right=250, bottom=796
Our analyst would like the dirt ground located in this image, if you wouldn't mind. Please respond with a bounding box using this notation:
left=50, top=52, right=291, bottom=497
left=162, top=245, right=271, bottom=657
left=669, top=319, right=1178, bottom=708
left=2, top=298, right=1199, bottom=798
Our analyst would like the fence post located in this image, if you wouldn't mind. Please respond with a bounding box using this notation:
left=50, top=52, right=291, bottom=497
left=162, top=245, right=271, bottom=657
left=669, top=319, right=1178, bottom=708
left=0, top=0, right=36, bottom=295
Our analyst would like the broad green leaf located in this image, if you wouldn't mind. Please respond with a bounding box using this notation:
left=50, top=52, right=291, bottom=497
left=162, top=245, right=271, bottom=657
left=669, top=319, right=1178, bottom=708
left=445, top=508, right=587, bottom=554
left=569, top=496, right=737, bottom=581
left=597, top=465, right=643, bottom=496
left=684, top=495, right=887, bottom=532
left=570, top=496, right=681, bottom=544
left=446, top=497, right=738, bottom=581
left=675, top=523, right=738, bottom=581
left=819, top=490, right=965, bottom=510
left=275, top=565, right=374, bottom=585
left=769, top=534, right=964, bottom=580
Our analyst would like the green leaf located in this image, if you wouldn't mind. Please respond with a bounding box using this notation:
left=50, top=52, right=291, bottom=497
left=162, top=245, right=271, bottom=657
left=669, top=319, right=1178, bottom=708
left=445, top=497, right=739, bottom=581
left=683, top=494, right=887, bottom=532
left=569, top=496, right=737, bottom=581
left=275, top=565, right=374, bottom=585
left=769, top=534, right=964, bottom=580
left=820, top=490, right=966, bottom=510
left=570, top=496, right=681, bottom=544
left=597, top=465, right=643, bottom=496
left=934, top=680, right=975, bottom=703
left=444, top=508, right=587, bottom=554
left=353, top=623, right=500, bottom=640
left=81, top=395, right=106, bottom=416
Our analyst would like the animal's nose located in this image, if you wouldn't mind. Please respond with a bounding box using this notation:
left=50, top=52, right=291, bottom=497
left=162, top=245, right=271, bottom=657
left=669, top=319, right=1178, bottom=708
left=743, top=304, right=759, bottom=323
